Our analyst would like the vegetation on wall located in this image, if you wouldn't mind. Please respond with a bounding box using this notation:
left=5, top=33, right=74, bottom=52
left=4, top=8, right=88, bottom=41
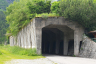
left=36, top=13, right=59, bottom=17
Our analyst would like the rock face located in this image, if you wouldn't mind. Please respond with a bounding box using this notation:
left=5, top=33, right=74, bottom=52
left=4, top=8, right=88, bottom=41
left=79, top=36, right=96, bottom=59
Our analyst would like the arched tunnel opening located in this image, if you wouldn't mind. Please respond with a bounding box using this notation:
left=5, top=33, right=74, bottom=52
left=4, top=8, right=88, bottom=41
left=41, top=25, right=74, bottom=56
left=42, top=29, right=56, bottom=54
left=42, top=28, right=64, bottom=55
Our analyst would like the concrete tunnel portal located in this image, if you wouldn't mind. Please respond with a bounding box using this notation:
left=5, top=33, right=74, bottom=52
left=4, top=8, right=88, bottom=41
left=41, top=25, right=74, bottom=56
left=9, top=17, right=84, bottom=56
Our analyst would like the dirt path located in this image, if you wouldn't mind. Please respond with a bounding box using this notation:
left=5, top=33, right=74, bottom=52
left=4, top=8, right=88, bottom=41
left=5, top=58, right=57, bottom=64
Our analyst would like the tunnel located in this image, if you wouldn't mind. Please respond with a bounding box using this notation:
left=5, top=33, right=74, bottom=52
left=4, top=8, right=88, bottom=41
left=41, top=25, right=74, bottom=56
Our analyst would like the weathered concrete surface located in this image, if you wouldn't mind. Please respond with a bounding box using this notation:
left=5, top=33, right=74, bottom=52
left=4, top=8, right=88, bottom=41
left=9, top=17, right=84, bottom=56
left=10, top=19, right=36, bottom=48
left=35, top=17, right=84, bottom=56
left=79, top=36, right=96, bottom=59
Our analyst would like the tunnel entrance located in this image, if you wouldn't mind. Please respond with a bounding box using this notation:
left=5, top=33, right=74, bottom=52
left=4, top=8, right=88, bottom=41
left=42, top=29, right=56, bottom=54
left=41, top=25, right=74, bottom=56
left=42, top=28, right=64, bottom=55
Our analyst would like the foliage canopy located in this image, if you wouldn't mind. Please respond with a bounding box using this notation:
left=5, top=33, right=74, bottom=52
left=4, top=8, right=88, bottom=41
left=0, top=0, right=8, bottom=10
left=0, top=0, right=15, bottom=43
left=59, top=0, right=96, bottom=31
left=51, top=1, right=60, bottom=14
left=6, top=0, right=51, bottom=36
left=51, top=0, right=96, bottom=31
left=0, top=10, right=9, bottom=43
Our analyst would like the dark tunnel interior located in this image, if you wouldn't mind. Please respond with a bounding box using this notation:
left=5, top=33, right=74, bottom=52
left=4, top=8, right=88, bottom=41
left=41, top=25, right=74, bottom=56
left=42, top=28, right=64, bottom=55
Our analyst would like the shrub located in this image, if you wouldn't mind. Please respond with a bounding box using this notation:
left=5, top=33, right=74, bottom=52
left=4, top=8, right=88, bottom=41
left=27, top=0, right=51, bottom=14
left=51, top=1, right=60, bottom=14
left=8, top=46, right=38, bottom=56
left=41, top=15, right=48, bottom=19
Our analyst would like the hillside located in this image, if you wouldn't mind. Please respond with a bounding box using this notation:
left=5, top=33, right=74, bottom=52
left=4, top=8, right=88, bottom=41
left=6, top=0, right=15, bottom=4
left=0, top=0, right=8, bottom=10
left=0, top=0, right=14, bottom=43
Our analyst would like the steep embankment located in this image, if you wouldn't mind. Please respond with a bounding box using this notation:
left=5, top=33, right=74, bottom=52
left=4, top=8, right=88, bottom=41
left=79, top=36, right=96, bottom=59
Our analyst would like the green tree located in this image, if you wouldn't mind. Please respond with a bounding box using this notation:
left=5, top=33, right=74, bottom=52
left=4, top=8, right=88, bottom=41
left=0, top=0, right=15, bottom=43
left=59, top=0, right=96, bottom=31
left=5, top=0, right=51, bottom=36
left=0, top=10, right=8, bottom=43
left=51, top=1, right=60, bottom=14
left=27, top=0, right=51, bottom=14
left=6, top=0, right=35, bottom=36
left=0, top=0, right=8, bottom=10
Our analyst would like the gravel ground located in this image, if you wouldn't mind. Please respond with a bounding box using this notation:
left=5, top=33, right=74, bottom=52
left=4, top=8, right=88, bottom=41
left=5, top=58, right=59, bottom=64
left=6, top=55, right=96, bottom=64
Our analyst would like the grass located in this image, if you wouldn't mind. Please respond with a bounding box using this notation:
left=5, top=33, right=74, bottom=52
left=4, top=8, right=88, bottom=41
left=36, top=13, right=59, bottom=17
left=0, top=45, right=45, bottom=64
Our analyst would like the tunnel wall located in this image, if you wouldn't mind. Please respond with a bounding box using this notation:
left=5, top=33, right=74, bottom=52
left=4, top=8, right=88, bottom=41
left=35, top=17, right=84, bottom=55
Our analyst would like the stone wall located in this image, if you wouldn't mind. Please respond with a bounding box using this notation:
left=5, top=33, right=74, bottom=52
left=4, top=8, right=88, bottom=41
left=79, top=36, right=96, bottom=59
left=9, top=19, right=36, bottom=48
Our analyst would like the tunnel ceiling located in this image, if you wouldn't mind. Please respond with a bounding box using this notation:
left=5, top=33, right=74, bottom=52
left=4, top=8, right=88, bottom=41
left=43, top=24, right=74, bottom=33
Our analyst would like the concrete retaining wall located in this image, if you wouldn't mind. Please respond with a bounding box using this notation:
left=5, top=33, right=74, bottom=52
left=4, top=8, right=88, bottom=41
left=9, top=19, right=36, bottom=48
left=79, top=36, right=96, bottom=59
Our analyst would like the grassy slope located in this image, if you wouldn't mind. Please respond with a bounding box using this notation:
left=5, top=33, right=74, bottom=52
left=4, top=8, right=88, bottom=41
left=0, top=45, right=44, bottom=64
